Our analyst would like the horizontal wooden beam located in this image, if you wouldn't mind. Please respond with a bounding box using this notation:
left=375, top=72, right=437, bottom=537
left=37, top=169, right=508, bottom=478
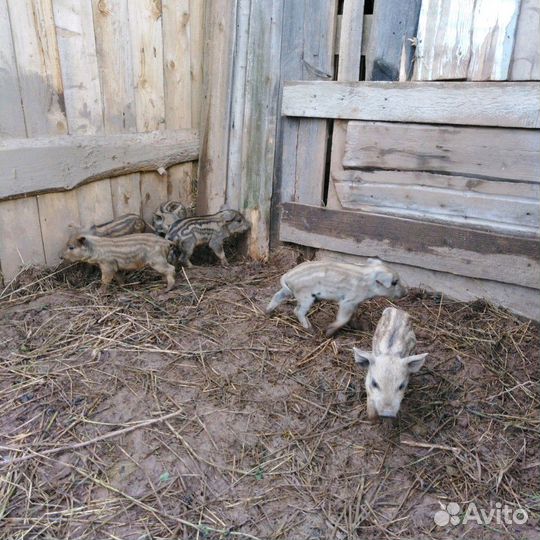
left=282, top=81, right=540, bottom=128
left=0, top=129, right=199, bottom=200
left=344, top=121, right=540, bottom=183
left=279, top=202, right=540, bottom=289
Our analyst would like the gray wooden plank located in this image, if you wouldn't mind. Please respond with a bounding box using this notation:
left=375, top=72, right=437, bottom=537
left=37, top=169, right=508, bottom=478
left=280, top=202, right=540, bottom=289
left=294, top=0, right=337, bottom=206
left=197, top=0, right=236, bottom=214
left=281, top=81, right=540, bottom=128
left=240, top=0, right=283, bottom=257
left=467, top=0, right=521, bottom=81
left=510, top=0, right=540, bottom=80
left=333, top=169, right=539, bottom=235
left=413, top=0, right=475, bottom=81
left=0, top=0, right=26, bottom=138
left=343, top=121, right=540, bottom=182
left=327, top=0, right=365, bottom=211
left=6, top=0, right=68, bottom=136
left=365, top=0, right=421, bottom=81
left=0, top=129, right=199, bottom=200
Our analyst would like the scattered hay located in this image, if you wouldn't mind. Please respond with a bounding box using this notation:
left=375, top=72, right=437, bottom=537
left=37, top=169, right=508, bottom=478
left=0, top=251, right=538, bottom=539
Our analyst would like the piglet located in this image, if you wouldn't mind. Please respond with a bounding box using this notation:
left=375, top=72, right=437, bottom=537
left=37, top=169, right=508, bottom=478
left=87, top=213, right=146, bottom=237
left=354, top=307, right=427, bottom=421
left=266, top=259, right=406, bottom=336
left=62, top=233, right=175, bottom=291
left=166, top=209, right=250, bottom=267
left=152, top=201, right=193, bottom=236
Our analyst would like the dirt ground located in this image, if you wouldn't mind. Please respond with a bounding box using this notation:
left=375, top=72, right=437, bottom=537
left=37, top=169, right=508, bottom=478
left=0, top=248, right=539, bottom=540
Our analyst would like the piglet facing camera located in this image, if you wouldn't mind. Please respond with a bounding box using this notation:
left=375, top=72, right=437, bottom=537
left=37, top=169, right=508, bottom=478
left=353, top=307, right=427, bottom=421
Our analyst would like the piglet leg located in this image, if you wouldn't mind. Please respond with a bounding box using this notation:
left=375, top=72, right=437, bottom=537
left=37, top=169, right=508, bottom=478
left=326, top=300, right=357, bottom=337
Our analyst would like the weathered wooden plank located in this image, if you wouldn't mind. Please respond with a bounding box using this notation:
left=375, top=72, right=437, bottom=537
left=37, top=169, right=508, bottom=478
left=413, top=0, right=474, bottom=81
left=280, top=202, right=540, bottom=289
left=6, top=0, right=67, bottom=136
left=239, top=0, right=283, bottom=258
left=468, top=0, right=521, bottom=81
left=365, top=0, right=420, bottom=81
left=188, top=0, right=204, bottom=194
left=333, top=170, right=539, bottom=235
left=128, top=0, right=167, bottom=222
left=343, top=121, right=540, bottom=182
left=76, top=179, right=115, bottom=228
left=510, top=0, right=540, bottom=80
left=226, top=0, right=251, bottom=210
left=52, top=0, right=113, bottom=264
left=275, top=0, right=306, bottom=205
left=326, top=0, right=365, bottom=211
left=294, top=0, right=337, bottom=207
left=197, top=0, right=236, bottom=214
left=92, top=0, right=141, bottom=218
left=0, top=0, right=26, bottom=138
left=281, top=81, right=540, bottom=128
left=163, top=0, right=196, bottom=209
left=92, top=0, right=136, bottom=133
left=53, top=0, right=104, bottom=134
left=316, top=250, right=540, bottom=322
left=37, top=191, right=80, bottom=264
left=334, top=14, right=372, bottom=56
left=0, top=129, right=199, bottom=200
left=0, top=198, right=45, bottom=281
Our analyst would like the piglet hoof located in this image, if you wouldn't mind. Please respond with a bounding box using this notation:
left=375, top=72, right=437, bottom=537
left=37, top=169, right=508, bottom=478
left=325, top=326, right=339, bottom=338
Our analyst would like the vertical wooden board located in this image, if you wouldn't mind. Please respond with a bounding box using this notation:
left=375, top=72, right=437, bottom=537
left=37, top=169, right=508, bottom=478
left=52, top=0, right=104, bottom=133
left=227, top=0, right=251, bottom=210
left=6, top=0, right=68, bottom=136
left=413, top=0, right=475, bottom=81
left=52, top=0, right=113, bottom=257
left=239, top=0, right=283, bottom=257
left=510, top=0, right=540, bottom=80
left=189, top=0, right=205, bottom=129
left=128, top=0, right=167, bottom=222
left=92, top=0, right=141, bottom=218
left=365, top=0, right=421, bottom=81
left=110, top=174, right=142, bottom=216
left=276, top=0, right=306, bottom=205
left=197, top=0, right=236, bottom=214
left=37, top=191, right=80, bottom=265
left=0, top=0, right=26, bottom=138
left=189, top=0, right=205, bottom=196
left=76, top=180, right=115, bottom=228
left=162, top=0, right=194, bottom=208
left=468, top=0, right=521, bottom=81
left=294, top=0, right=337, bottom=206
left=327, top=0, right=365, bottom=211
left=0, top=198, right=45, bottom=280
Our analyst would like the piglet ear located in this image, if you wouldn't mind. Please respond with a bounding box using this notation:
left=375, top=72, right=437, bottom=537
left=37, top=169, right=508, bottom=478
left=404, top=353, right=428, bottom=373
left=76, top=235, right=87, bottom=246
left=353, top=348, right=374, bottom=368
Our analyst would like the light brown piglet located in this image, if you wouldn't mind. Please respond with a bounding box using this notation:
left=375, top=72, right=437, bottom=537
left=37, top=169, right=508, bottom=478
left=62, top=233, right=175, bottom=291
left=87, top=213, right=146, bottom=237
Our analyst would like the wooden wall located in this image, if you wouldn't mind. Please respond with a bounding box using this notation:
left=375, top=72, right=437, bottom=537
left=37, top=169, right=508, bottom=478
left=277, top=0, right=540, bottom=320
left=0, top=0, right=204, bottom=281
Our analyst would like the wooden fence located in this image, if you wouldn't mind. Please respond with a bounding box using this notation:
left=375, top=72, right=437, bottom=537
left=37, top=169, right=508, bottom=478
left=1, top=0, right=539, bottom=320
left=275, top=0, right=540, bottom=319
left=0, top=0, right=203, bottom=280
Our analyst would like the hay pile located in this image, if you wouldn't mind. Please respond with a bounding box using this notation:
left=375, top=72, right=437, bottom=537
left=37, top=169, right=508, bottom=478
left=0, top=251, right=538, bottom=539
